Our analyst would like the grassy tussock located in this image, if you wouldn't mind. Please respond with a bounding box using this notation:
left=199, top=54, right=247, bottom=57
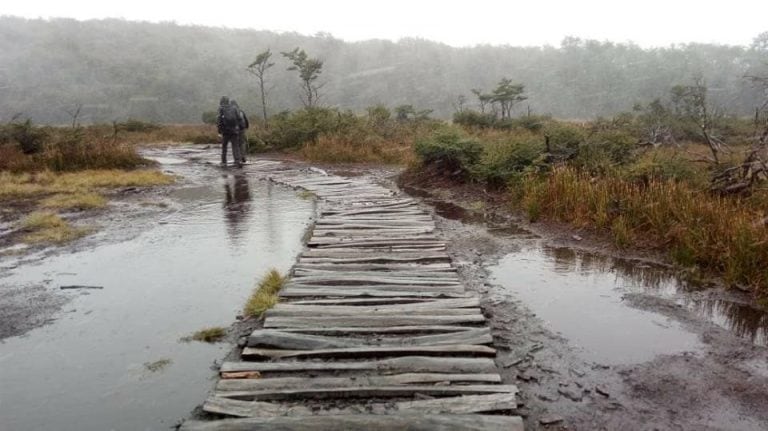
left=184, top=327, right=227, bottom=343
left=41, top=192, right=107, bottom=210
left=0, top=170, right=173, bottom=200
left=21, top=211, right=87, bottom=244
left=244, top=269, right=287, bottom=317
left=517, top=167, right=768, bottom=292
left=298, top=134, right=418, bottom=165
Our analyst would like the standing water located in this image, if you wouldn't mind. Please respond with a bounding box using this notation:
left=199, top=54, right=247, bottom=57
left=0, top=152, right=315, bottom=431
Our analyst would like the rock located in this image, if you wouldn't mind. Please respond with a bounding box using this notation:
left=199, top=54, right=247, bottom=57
left=518, top=371, right=539, bottom=382
left=537, top=392, right=559, bottom=402
left=539, top=414, right=564, bottom=425
left=572, top=234, right=583, bottom=241
left=595, top=386, right=610, bottom=397
left=569, top=368, right=586, bottom=377
left=558, top=386, right=583, bottom=402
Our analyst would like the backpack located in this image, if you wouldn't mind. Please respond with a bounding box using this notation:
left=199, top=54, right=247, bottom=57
left=221, top=104, right=239, bottom=132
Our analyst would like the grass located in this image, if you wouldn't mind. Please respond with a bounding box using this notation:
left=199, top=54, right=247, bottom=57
left=183, top=326, right=227, bottom=343
left=297, top=190, right=315, bottom=200
left=40, top=192, right=107, bottom=210
left=244, top=269, right=287, bottom=317
left=516, top=167, right=768, bottom=293
left=0, top=169, right=174, bottom=200
left=21, top=211, right=87, bottom=244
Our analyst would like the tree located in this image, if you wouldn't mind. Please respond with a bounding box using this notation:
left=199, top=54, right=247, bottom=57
left=247, top=49, right=275, bottom=125
left=671, top=77, right=725, bottom=164
left=491, top=78, right=527, bottom=120
left=281, top=48, right=324, bottom=108
left=471, top=88, right=493, bottom=114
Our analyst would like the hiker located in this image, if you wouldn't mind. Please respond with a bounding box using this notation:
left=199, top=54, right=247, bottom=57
left=217, top=96, right=242, bottom=168
left=230, top=100, right=249, bottom=164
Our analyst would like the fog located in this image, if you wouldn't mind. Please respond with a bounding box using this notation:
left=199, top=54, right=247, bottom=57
left=0, top=16, right=766, bottom=124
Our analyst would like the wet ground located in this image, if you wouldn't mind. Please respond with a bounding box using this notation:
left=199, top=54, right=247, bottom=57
left=0, top=149, right=315, bottom=431
left=403, top=182, right=768, bottom=430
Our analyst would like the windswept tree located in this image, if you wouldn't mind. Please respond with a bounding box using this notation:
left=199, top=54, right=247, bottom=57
left=247, top=49, right=275, bottom=125
left=471, top=88, right=493, bottom=114
left=281, top=48, right=324, bottom=108
left=491, top=78, right=527, bottom=120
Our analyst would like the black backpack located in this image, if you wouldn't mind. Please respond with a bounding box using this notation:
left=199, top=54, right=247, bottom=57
left=221, top=104, right=239, bottom=132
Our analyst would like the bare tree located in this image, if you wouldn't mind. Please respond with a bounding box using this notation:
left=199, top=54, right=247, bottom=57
left=671, top=77, right=726, bottom=164
left=247, top=49, right=275, bottom=125
left=63, top=103, right=83, bottom=128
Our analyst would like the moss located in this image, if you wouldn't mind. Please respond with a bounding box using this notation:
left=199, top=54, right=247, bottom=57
left=183, top=326, right=227, bottom=343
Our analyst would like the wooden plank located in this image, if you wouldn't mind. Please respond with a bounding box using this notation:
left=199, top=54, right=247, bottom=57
left=288, top=277, right=461, bottom=287
left=285, top=298, right=445, bottom=306
left=265, top=307, right=480, bottom=317
left=281, top=284, right=465, bottom=294
left=247, top=329, right=491, bottom=350
left=294, top=264, right=455, bottom=272
left=217, top=385, right=518, bottom=401
left=279, top=287, right=470, bottom=298
left=181, top=414, right=522, bottom=431
left=203, top=393, right=517, bottom=418
left=274, top=297, right=480, bottom=310
left=264, top=315, right=484, bottom=329
left=292, top=271, right=460, bottom=279
left=216, top=373, right=502, bottom=392
left=241, top=344, right=496, bottom=360
left=220, top=356, right=498, bottom=374
left=269, top=325, right=483, bottom=335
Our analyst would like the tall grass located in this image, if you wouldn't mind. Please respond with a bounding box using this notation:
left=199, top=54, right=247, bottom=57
left=516, top=167, right=768, bottom=293
left=244, top=269, right=287, bottom=317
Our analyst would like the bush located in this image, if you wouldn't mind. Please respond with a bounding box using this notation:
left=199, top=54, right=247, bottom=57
left=414, top=131, right=482, bottom=178
left=472, top=133, right=545, bottom=187
left=0, top=120, right=48, bottom=154
left=201, top=111, right=218, bottom=125
left=116, top=119, right=160, bottom=133
left=453, top=110, right=496, bottom=128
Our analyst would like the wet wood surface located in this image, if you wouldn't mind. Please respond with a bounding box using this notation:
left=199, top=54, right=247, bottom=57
left=183, top=167, right=522, bottom=430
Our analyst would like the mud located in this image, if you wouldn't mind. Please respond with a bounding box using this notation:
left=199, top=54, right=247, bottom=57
left=392, top=177, right=768, bottom=430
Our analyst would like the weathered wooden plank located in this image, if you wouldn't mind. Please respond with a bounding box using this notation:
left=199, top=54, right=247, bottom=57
left=265, top=307, right=480, bottom=318
left=181, top=414, right=522, bottom=431
left=289, top=276, right=461, bottom=287
left=301, top=251, right=448, bottom=258
left=241, top=344, right=496, bottom=360
left=282, top=284, right=465, bottom=294
left=292, top=270, right=460, bottom=280
left=203, top=393, right=517, bottom=418
left=218, top=385, right=518, bottom=401
left=274, top=297, right=480, bottom=311
left=220, top=356, right=498, bottom=374
left=271, top=325, right=482, bottom=335
left=248, top=327, right=493, bottom=350
left=285, top=298, right=443, bottom=306
left=293, top=264, right=455, bottom=272
left=263, top=315, right=484, bottom=328
left=216, top=373, right=502, bottom=392
left=279, top=287, right=470, bottom=298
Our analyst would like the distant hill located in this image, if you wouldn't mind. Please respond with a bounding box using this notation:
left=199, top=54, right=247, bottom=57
left=0, top=16, right=765, bottom=124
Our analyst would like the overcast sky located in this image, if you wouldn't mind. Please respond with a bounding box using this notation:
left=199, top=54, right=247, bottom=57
left=4, top=0, right=767, bottom=48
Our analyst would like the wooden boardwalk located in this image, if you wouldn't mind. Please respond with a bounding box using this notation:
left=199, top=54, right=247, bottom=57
left=181, top=168, right=523, bottom=431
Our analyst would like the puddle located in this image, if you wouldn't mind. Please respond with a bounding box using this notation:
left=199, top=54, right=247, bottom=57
left=490, top=245, right=768, bottom=364
left=0, top=152, right=315, bottom=431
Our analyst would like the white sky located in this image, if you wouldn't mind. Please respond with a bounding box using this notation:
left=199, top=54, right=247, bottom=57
left=3, top=0, right=767, bottom=48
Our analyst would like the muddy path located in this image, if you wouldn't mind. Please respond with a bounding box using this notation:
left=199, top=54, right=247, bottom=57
left=3, top=149, right=768, bottom=430
left=389, top=179, right=768, bottom=430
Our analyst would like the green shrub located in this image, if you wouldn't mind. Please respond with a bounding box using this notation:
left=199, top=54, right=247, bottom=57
left=0, top=120, right=48, bottom=154
left=472, top=134, right=545, bottom=187
left=201, top=111, right=218, bottom=125
left=414, top=131, right=482, bottom=178
left=544, top=122, right=586, bottom=159
left=453, top=110, right=496, bottom=128
left=116, top=119, right=160, bottom=133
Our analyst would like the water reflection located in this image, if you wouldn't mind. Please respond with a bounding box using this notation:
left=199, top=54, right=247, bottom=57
left=223, top=173, right=252, bottom=246
left=491, top=244, right=768, bottom=365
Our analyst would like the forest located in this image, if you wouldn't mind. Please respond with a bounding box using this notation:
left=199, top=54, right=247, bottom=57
left=0, top=16, right=766, bottom=124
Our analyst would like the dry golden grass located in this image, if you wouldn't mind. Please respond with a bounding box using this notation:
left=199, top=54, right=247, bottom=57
left=21, top=211, right=87, bottom=244
left=244, top=269, right=286, bottom=317
left=0, top=169, right=174, bottom=201
left=518, top=167, right=768, bottom=293
left=40, top=192, right=107, bottom=210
